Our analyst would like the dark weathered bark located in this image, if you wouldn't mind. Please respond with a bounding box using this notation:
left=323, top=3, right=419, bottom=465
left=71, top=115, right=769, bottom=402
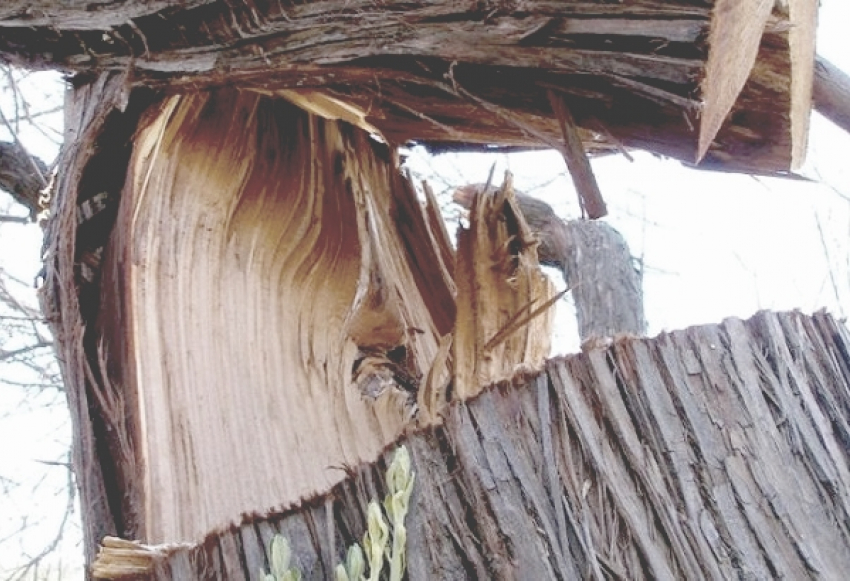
left=92, top=310, right=850, bottom=580
left=0, top=0, right=818, bottom=175
left=0, top=140, right=47, bottom=219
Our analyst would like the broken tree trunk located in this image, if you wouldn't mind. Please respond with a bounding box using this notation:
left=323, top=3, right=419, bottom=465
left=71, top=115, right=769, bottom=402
left=40, top=75, right=554, bottom=564
left=92, top=310, right=850, bottom=579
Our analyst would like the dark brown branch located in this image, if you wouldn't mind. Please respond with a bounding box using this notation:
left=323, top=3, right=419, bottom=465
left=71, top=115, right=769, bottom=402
left=0, top=141, right=47, bottom=220
left=547, top=90, right=607, bottom=219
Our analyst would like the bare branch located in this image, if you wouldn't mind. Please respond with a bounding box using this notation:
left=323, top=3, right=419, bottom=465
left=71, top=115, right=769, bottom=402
left=0, top=213, right=29, bottom=223
left=0, top=141, right=48, bottom=219
left=0, top=340, right=53, bottom=362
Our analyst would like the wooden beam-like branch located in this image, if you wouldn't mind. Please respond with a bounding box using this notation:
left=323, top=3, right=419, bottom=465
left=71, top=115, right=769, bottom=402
left=547, top=90, right=607, bottom=219
left=697, top=0, right=774, bottom=162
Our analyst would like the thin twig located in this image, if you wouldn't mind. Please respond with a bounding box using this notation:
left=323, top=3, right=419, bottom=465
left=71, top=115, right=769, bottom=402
left=483, top=288, right=568, bottom=353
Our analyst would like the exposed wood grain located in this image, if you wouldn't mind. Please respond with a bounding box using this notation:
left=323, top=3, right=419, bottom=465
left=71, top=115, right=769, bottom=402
left=786, top=0, right=818, bottom=167
left=698, top=0, right=774, bottom=161
left=120, top=88, right=455, bottom=543
left=453, top=175, right=555, bottom=400
left=50, top=81, right=564, bottom=560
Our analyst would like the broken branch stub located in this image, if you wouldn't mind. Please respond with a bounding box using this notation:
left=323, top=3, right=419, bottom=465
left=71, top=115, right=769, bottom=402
left=454, top=174, right=556, bottom=401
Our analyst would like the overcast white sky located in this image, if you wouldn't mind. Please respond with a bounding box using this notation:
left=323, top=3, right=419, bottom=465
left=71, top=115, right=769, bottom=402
left=1, top=2, right=849, bottom=577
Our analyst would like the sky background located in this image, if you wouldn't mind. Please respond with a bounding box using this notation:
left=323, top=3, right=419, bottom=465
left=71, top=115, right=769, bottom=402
left=1, top=2, right=849, bottom=577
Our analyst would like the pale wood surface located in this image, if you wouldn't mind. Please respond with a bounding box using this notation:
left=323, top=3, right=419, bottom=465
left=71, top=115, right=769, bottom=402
left=122, top=89, right=454, bottom=542
left=453, top=175, right=555, bottom=401
left=698, top=0, right=774, bottom=161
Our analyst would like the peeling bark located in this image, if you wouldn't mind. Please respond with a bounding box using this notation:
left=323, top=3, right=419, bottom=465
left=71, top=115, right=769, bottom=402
left=0, top=0, right=820, bottom=175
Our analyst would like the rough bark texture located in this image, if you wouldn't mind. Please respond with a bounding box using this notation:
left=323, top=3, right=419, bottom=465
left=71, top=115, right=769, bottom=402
left=92, top=310, right=850, bottom=580
left=563, top=221, right=645, bottom=341
left=0, top=140, right=47, bottom=220
left=0, top=0, right=818, bottom=175
left=39, top=72, right=145, bottom=566
left=814, top=55, right=850, bottom=135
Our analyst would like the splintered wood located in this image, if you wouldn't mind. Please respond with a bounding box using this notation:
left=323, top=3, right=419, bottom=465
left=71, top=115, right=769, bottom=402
left=454, top=175, right=556, bottom=401
left=121, top=90, right=458, bottom=543
left=87, top=88, right=555, bottom=546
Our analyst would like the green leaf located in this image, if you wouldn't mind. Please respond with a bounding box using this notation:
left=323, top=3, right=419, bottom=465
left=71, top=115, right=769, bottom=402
left=271, top=535, right=291, bottom=577
left=346, top=543, right=366, bottom=580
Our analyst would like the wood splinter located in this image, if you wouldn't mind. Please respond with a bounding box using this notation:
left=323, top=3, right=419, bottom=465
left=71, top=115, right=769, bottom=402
left=547, top=90, right=607, bottom=220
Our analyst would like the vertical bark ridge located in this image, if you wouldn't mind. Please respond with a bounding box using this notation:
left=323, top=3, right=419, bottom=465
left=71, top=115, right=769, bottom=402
left=100, top=311, right=850, bottom=580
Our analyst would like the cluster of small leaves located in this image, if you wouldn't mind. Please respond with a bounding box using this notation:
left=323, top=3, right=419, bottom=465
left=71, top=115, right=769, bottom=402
left=262, top=446, right=415, bottom=581
left=336, top=444, right=416, bottom=581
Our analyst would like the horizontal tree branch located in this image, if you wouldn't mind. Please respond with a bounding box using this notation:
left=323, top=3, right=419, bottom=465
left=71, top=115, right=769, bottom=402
left=0, top=140, right=46, bottom=219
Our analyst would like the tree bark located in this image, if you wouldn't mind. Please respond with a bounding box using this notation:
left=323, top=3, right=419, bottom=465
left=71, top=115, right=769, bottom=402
left=0, top=0, right=820, bottom=176
left=562, top=221, right=645, bottom=341
left=92, top=310, right=850, bottom=580
left=0, top=140, right=47, bottom=220
left=814, top=55, right=850, bottom=135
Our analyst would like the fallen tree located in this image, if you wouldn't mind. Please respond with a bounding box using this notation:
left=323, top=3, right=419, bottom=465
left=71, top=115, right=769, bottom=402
left=2, top=2, right=849, bottom=579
